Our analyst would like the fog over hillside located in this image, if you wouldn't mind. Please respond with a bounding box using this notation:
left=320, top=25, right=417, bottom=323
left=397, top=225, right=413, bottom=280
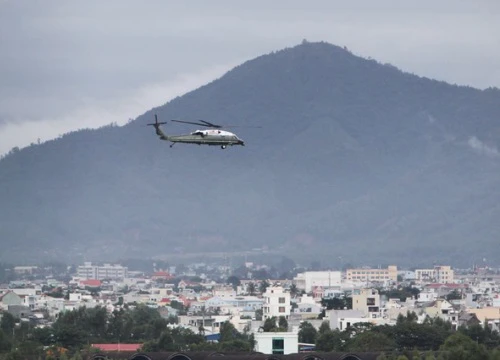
left=1, top=42, right=499, bottom=266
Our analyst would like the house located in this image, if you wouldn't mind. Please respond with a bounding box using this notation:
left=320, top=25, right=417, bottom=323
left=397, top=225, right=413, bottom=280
left=457, top=311, right=481, bottom=328
left=467, top=307, right=500, bottom=331
left=0, top=291, right=23, bottom=310
left=293, top=271, right=342, bottom=293
left=423, top=299, right=459, bottom=328
left=327, top=309, right=365, bottom=330
left=253, top=331, right=298, bottom=355
left=294, top=294, right=322, bottom=319
left=262, top=286, right=290, bottom=320
left=352, top=288, right=381, bottom=318
left=151, top=271, right=174, bottom=281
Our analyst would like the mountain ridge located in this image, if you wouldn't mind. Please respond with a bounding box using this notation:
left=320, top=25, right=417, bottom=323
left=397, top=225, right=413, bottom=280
left=1, top=41, right=499, bottom=267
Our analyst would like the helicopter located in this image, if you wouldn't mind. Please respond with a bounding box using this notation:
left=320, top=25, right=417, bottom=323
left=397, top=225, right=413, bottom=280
left=147, top=114, right=249, bottom=149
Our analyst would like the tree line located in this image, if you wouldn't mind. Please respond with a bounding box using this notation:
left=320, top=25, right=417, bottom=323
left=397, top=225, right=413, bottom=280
left=299, top=312, right=500, bottom=359
left=0, top=304, right=254, bottom=360
left=2, top=306, right=500, bottom=360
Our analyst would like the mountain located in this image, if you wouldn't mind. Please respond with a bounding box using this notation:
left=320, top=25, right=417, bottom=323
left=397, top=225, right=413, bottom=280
left=1, top=41, right=500, bottom=267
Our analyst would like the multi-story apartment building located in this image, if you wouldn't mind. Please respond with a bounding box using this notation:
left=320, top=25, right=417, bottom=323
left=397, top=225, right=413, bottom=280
left=415, top=265, right=454, bottom=283
left=346, top=266, right=397, bottom=283
left=77, top=262, right=128, bottom=280
left=352, top=288, right=381, bottom=318
left=262, top=286, right=291, bottom=320
left=293, top=271, right=342, bottom=293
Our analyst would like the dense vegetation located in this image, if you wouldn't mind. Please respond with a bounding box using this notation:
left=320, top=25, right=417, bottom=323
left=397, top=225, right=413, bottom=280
left=1, top=41, right=500, bottom=266
left=1, top=308, right=500, bottom=359
left=0, top=304, right=254, bottom=359
left=299, top=313, right=500, bottom=359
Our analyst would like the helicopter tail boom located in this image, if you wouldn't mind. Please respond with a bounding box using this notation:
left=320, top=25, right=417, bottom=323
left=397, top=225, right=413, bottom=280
left=147, top=114, right=169, bottom=140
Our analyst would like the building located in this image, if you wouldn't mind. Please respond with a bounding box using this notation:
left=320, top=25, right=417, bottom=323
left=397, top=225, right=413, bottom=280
left=415, top=266, right=454, bottom=283
left=13, top=266, right=38, bottom=275
left=327, top=309, right=365, bottom=330
left=253, top=331, right=298, bottom=354
left=346, top=266, right=397, bottom=283
left=0, top=291, right=23, bottom=310
left=352, top=288, right=381, bottom=318
left=262, top=286, right=291, bottom=320
left=293, top=271, right=342, bottom=293
left=77, top=262, right=128, bottom=280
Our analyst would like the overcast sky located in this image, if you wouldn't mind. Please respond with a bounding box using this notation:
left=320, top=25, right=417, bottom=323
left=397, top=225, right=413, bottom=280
left=0, top=0, right=499, bottom=155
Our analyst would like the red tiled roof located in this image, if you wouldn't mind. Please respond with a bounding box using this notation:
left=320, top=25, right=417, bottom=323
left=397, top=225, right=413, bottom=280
left=91, top=344, right=141, bottom=352
left=81, top=279, right=102, bottom=287
left=153, top=271, right=172, bottom=277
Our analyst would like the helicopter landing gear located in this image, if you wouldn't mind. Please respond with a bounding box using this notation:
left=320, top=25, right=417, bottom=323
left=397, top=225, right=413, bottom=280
left=221, top=145, right=227, bottom=149
left=170, top=143, right=175, bottom=148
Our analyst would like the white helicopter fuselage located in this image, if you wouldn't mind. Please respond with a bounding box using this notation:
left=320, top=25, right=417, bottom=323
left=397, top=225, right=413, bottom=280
left=148, top=115, right=247, bottom=149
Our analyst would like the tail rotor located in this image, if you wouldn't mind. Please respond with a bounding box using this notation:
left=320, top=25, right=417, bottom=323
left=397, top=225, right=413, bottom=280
left=147, top=114, right=167, bottom=127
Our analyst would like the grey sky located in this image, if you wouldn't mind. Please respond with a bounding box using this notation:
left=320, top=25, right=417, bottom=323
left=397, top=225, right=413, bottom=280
left=1, top=0, right=499, bottom=154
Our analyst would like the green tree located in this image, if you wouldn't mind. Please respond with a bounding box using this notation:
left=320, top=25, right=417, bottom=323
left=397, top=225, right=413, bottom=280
left=278, top=316, right=288, bottom=331
left=0, top=329, right=12, bottom=352
left=445, top=289, right=462, bottom=301
left=0, top=312, right=16, bottom=336
left=347, top=331, right=395, bottom=352
left=254, top=308, right=263, bottom=321
left=321, top=297, right=349, bottom=310
left=423, top=351, right=435, bottom=360
left=318, top=321, right=331, bottom=334
left=247, top=282, right=256, bottom=296
left=439, top=332, right=489, bottom=360
left=227, top=275, right=241, bottom=290
left=262, top=317, right=277, bottom=332
left=289, top=284, right=299, bottom=298
left=259, top=280, right=270, bottom=294
left=315, top=328, right=343, bottom=352
left=458, top=323, right=500, bottom=348
left=31, top=327, right=54, bottom=346
left=219, top=339, right=253, bottom=352
left=220, top=321, right=238, bottom=342
left=490, top=349, right=500, bottom=360
left=298, top=321, right=317, bottom=344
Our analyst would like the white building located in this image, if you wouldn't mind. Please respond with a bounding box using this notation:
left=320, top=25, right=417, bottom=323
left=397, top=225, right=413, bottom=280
left=77, top=262, right=128, bottom=280
left=293, top=271, right=342, bottom=293
left=253, top=331, right=298, bottom=354
left=327, top=309, right=365, bottom=330
left=417, top=289, right=438, bottom=303
left=415, top=266, right=454, bottom=283
left=263, top=286, right=291, bottom=320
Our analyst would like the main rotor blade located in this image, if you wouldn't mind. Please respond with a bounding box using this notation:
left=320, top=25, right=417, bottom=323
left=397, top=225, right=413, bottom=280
left=198, top=120, right=221, bottom=128
left=195, top=120, right=261, bottom=128
left=171, top=119, right=222, bottom=128
left=221, top=125, right=262, bottom=129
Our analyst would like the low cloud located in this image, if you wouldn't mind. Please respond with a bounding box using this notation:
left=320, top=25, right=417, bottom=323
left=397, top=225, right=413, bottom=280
left=0, top=64, right=235, bottom=156
left=468, top=136, right=500, bottom=158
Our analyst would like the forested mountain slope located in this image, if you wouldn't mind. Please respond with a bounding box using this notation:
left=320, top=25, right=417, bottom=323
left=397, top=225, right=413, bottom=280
left=1, top=42, right=499, bottom=266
